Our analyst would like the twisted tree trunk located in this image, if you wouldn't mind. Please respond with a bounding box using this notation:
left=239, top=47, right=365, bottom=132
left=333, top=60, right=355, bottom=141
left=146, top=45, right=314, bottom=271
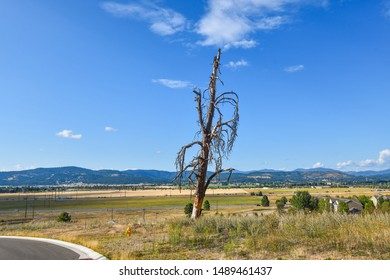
left=175, top=49, right=239, bottom=219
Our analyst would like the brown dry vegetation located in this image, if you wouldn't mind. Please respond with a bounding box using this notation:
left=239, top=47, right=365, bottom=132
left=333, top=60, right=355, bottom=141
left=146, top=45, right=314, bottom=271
left=1, top=187, right=389, bottom=260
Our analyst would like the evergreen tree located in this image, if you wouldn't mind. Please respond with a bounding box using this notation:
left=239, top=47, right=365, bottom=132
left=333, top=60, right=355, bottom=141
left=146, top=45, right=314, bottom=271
left=203, top=200, right=211, bottom=211
left=290, top=191, right=317, bottom=210
left=184, top=203, right=193, bottom=217
left=261, top=195, right=270, bottom=207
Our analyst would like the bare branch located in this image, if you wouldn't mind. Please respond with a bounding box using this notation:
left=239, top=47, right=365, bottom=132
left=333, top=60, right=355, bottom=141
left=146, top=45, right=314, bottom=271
left=175, top=48, right=239, bottom=219
left=174, top=141, right=203, bottom=188
left=216, top=91, right=239, bottom=102
left=205, top=168, right=235, bottom=191
left=216, top=97, right=238, bottom=107
left=193, top=89, right=206, bottom=133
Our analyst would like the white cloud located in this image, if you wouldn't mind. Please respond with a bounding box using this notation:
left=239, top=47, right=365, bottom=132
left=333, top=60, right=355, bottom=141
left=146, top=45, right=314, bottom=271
left=336, top=160, right=354, bottom=169
left=223, top=40, right=257, bottom=50
left=255, top=16, right=288, bottom=30
left=336, top=149, right=390, bottom=170
left=105, top=126, right=118, bottom=132
left=358, top=149, right=390, bottom=168
left=56, top=130, right=82, bottom=139
left=101, top=1, right=188, bottom=36
left=313, top=162, right=324, bottom=168
left=284, top=64, right=304, bottom=72
left=226, top=59, right=249, bottom=69
left=102, top=0, right=329, bottom=49
left=196, top=0, right=327, bottom=47
left=379, top=149, right=390, bottom=164
left=152, top=79, right=191, bottom=89
left=0, top=164, right=36, bottom=172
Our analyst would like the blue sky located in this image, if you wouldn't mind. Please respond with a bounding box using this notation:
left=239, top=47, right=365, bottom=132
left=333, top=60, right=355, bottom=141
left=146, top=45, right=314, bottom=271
left=1, top=0, right=389, bottom=172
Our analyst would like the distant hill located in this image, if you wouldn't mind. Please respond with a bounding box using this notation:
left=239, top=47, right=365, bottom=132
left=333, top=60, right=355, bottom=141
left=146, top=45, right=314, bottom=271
left=346, top=169, right=390, bottom=177
left=0, top=166, right=177, bottom=186
left=225, top=169, right=354, bottom=183
left=1, top=166, right=390, bottom=186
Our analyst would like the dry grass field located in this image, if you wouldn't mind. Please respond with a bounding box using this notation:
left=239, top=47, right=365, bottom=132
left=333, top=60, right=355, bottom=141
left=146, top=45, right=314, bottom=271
left=1, top=187, right=389, bottom=260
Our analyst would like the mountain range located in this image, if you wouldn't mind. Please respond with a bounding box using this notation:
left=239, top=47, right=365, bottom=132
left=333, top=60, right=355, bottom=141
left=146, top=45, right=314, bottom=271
left=1, top=166, right=390, bottom=186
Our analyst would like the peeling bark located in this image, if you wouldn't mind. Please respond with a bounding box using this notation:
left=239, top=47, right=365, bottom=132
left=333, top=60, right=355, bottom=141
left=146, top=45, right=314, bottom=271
left=175, top=49, right=239, bottom=219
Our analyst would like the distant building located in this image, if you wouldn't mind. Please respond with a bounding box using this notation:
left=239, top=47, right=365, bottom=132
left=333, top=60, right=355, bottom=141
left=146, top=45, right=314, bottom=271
left=317, top=196, right=363, bottom=214
left=370, top=194, right=390, bottom=208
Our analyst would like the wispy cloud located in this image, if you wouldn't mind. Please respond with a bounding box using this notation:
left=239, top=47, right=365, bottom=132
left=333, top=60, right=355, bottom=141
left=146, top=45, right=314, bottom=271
left=0, top=164, right=36, bottom=172
left=284, top=64, right=304, bottom=72
left=105, top=126, right=118, bottom=132
left=101, top=1, right=188, bottom=36
left=56, top=130, right=82, bottom=139
left=337, top=149, right=390, bottom=170
left=152, top=78, right=191, bottom=89
left=336, top=160, right=354, bottom=169
left=385, top=1, right=390, bottom=17
left=225, top=59, right=249, bottom=69
left=102, top=0, right=329, bottom=49
left=196, top=0, right=328, bottom=48
left=223, top=40, right=257, bottom=50
left=313, top=162, right=324, bottom=168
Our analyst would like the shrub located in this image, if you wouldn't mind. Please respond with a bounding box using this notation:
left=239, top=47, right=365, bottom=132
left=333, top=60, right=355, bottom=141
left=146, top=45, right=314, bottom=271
left=317, top=198, right=332, bottom=213
left=261, top=195, right=270, bottom=207
left=337, top=201, right=349, bottom=214
left=379, top=201, right=390, bottom=213
left=184, top=203, right=193, bottom=217
left=276, top=196, right=288, bottom=206
left=276, top=203, right=285, bottom=212
left=203, top=200, right=211, bottom=211
left=364, top=201, right=375, bottom=213
left=57, top=212, right=71, bottom=222
left=358, top=195, right=371, bottom=206
left=377, top=196, right=385, bottom=207
left=290, top=191, right=317, bottom=211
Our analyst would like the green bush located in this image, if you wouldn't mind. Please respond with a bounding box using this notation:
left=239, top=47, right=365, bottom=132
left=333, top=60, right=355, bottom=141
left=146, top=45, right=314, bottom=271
left=377, top=197, right=385, bottom=207
left=276, top=203, right=285, bottom=212
left=261, top=195, right=270, bottom=207
left=184, top=203, right=193, bottom=217
left=57, top=212, right=71, bottom=222
left=337, top=201, right=349, bottom=214
left=203, top=200, right=211, bottom=211
left=364, top=200, right=375, bottom=213
left=290, top=191, right=317, bottom=211
left=276, top=196, right=288, bottom=206
left=358, top=195, right=371, bottom=206
left=317, top=198, right=332, bottom=213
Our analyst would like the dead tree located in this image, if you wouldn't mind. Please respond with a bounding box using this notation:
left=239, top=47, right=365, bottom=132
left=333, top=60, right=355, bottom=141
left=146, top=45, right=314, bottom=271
left=175, top=48, right=239, bottom=219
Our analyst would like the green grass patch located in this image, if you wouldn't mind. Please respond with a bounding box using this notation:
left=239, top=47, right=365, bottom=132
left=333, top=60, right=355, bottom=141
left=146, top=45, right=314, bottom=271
left=0, top=195, right=261, bottom=211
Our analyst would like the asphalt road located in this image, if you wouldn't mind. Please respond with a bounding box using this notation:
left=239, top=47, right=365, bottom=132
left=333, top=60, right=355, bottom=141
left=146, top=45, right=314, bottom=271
left=0, top=238, right=81, bottom=260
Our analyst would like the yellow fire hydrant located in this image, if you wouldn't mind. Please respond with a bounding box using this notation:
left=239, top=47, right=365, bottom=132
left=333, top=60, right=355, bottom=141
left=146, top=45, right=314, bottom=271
left=126, top=227, right=132, bottom=237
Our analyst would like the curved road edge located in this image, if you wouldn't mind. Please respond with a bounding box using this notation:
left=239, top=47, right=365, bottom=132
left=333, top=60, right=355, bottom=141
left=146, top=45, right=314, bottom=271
left=0, top=236, right=107, bottom=260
